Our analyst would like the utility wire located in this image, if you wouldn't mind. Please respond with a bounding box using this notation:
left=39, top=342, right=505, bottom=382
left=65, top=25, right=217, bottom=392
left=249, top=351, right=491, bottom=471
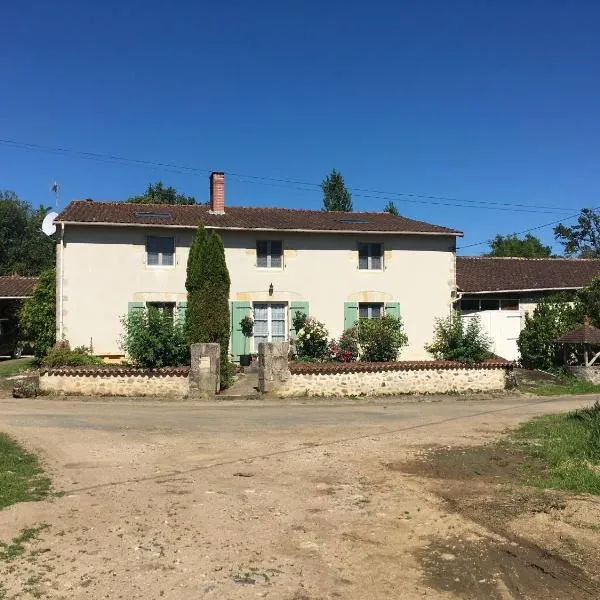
left=0, top=137, right=574, bottom=214
left=457, top=207, right=593, bottom=250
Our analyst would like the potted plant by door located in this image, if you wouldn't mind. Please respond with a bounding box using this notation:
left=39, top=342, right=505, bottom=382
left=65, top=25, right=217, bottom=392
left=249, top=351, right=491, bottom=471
left=239, top=315, right=254, bottom=366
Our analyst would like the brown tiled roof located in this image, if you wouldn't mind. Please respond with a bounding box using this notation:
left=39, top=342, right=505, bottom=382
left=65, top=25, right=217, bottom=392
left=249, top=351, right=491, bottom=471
left=56, top=201, right=462, bottom=235
left=457, top=257, right=600, bottom=293
left=556, top=322, right=600, bottom=345
left=0, top=276, right=38, bottom=298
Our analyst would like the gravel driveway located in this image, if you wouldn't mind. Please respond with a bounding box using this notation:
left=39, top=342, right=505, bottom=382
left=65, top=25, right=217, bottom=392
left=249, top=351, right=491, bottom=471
left=0, top=395, right=596, bottom=599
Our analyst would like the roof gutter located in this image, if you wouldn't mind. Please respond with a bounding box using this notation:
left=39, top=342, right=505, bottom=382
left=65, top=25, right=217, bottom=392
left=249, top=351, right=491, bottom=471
left=459, top=286, right=581, bottom=294
left=55, top=220, right=463, bottom=237
left=0, top=296, right=32, bottom=300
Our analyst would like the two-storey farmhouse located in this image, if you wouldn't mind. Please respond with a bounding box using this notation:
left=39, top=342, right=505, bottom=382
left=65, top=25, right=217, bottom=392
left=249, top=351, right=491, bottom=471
left=55, top=173, right=463, bottom=361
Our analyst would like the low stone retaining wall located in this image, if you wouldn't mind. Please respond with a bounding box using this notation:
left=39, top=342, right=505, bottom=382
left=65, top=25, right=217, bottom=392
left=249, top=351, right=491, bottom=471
left=39, top=367, right=190, bottom=397
left=274, top=360, right=511, bottom=397
left=569, top=366, right=600, bottom=384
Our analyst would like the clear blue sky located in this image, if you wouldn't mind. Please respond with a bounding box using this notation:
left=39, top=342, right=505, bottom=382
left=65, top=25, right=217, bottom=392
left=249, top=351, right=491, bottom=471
left=2, top=0, right=599, bottom=254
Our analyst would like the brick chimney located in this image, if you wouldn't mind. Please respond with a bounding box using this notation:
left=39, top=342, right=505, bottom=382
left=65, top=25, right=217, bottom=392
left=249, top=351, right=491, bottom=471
left=209, top=171, right=225, bottom=214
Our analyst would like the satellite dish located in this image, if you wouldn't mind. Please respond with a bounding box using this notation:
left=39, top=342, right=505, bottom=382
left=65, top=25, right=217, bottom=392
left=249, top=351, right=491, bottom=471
left=42, top=211, right=58, bottom=236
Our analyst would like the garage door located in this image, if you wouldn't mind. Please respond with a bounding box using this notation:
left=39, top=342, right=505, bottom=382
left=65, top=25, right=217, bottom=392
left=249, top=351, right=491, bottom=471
left=462, top=311, right=521, bottom=361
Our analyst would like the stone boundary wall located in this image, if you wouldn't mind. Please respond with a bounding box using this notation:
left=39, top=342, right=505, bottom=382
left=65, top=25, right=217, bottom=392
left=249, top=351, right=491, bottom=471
left=39, top=367, right=189, bottom=397
left=277, top=360, right=512, bottom=397
left=569, top=366, right=600, bottom=384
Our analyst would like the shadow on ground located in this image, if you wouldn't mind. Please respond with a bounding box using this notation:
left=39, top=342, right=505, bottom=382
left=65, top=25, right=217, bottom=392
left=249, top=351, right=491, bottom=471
left=388, top=442, right=600, bottom=600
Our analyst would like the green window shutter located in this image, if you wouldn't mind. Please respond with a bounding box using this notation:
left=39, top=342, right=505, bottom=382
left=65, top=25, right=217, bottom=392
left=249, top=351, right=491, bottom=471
left=386, top=302, right=400, bottom=318
left=230, top=301, right=252, bottom=361
left=128, top=301, right=145, bottom=316
left=178, top=301, right=187, bottom=326
left=344, top=302, right=359, bottom=330
left=290, top=301, right=309, bottom=337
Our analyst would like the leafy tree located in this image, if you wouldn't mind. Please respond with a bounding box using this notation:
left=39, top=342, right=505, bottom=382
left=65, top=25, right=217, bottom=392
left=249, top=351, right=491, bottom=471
left=575, top=275, right=600, bottom=326
left=120, top=307, right=189, bottom=368
left=356, top=314, right=408, bottom=361
left=485, top=233, right=552, bottom=258
left=383, top=200, right=399, bottom=216
left=0, top=191, right=56, bottom=276
left=128, top=181, right=196, bottom=205
left=517, top=294, right=581, bottom=371
left=426, top=312, right=492, bottom=363
left=19, top=269, right=56, bottom=360
left=554, top=208, right=600, bottom=257
left=321, top=169, right=352, bottom=212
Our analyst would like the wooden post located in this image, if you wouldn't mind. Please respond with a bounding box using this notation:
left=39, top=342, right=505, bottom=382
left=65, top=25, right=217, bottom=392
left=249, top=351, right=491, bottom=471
left=584, top=344, right=590, bottom=367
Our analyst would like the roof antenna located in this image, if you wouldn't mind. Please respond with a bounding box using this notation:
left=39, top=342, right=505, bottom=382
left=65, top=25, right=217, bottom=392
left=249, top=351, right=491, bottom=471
left=41, top=181, right=60, bottom=236
left=50, top=181, right=60, bottom=209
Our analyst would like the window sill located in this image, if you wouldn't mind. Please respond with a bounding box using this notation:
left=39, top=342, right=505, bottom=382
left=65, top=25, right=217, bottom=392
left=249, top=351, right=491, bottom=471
left=255, top=266, right=285, bottom=271
left=145, top=264, right=176, bottom=270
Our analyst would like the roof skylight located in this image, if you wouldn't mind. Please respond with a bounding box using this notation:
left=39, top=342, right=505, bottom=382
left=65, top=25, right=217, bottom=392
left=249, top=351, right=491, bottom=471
left=135, top=211, right=173, bottom=219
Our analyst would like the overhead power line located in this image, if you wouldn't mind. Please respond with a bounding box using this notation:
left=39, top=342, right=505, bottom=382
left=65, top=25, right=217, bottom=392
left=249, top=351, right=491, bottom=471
left=0, top=137, right=575, bottom=215
left=457, top=207, right=592, bottom=250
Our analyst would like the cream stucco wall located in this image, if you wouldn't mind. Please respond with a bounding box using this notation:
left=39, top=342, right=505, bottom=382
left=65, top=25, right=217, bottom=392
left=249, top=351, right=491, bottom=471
left=59, top=225, right=457, bottom=359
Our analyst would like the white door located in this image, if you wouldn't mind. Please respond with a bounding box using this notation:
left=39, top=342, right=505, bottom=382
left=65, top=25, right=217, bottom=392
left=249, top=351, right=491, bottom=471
left=462, top=311, right=522, bottom=361
left=253, top=303, right=287, bottom=351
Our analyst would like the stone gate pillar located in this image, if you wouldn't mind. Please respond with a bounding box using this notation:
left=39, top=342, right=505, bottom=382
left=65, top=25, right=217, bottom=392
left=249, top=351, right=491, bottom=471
left=258, top=341, right=290, bottom=393
left=188, top=343, right=220, bottom=398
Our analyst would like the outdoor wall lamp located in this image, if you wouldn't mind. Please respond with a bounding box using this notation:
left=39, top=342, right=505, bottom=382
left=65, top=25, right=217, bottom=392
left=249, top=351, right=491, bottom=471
left=269, top=283, right=274, bottom=296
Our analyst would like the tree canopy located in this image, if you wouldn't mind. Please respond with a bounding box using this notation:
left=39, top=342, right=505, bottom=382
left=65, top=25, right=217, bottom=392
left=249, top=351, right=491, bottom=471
left=321, top=169, right=353, bottom=211
left=0, top=191, right=56, bottom=276
left=485, top=233, right=552, bottom=258
left=19, top=268, right=56, bottom=359
left=554, top=208, right=600, bottom=257
left=383, top=200, right=399, bottom=216
left=127, top=181, right=197, bottom=205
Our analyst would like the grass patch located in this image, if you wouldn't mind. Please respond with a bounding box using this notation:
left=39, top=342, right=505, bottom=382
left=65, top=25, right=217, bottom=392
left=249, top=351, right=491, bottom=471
left=512, top=400, right=600, bottom=494
left=0, top=433, right=51, bottom=509
left=0, top=358, right=35, bottom=378
left=529, top=377, right=600, bottom=396
left=0, top=524, right=49, bottom=562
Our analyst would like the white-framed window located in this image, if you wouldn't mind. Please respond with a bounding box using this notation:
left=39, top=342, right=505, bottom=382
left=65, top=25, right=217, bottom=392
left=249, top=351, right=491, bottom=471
left=256, top=240, right=283, bottom=268
left=146, top=301, right=176, bottom=319
left=253, top=303, right=287, bottom=350
left=460, top=298, right=519, bottom=312
left=358, top=242, right=383, bottom=270
left=359, top=302, right=384, bottom=319
left=146, top=236, right=175, bottom=266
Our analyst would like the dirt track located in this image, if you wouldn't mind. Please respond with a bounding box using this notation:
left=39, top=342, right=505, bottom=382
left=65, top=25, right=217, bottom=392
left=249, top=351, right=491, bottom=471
left=0, top=395, right=599, bottom=599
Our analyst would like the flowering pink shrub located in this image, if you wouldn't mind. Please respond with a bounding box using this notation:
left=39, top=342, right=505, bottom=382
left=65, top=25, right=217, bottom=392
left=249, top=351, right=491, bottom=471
left=328, top=327, right=359, bottom=362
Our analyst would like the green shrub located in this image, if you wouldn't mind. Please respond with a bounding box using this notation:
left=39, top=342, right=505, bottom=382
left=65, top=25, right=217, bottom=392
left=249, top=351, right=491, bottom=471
left=295, top=317, right=329, bottom=360
left=328, top=327, right=359, bottom=362
left=120, top=307, right=189, bottom=368
left=517, top=295, right=581, bottom=371
left=42, top=345, right=104, bottom=367
left=292, top=311, right=307, bottom=334
left=426, top=312, right=492, bottom=363
left=220, top=354, right=236, bottom=389
left=356, top=314, right=408, bottom=362
left=19, top=268, right=56, bottom=360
